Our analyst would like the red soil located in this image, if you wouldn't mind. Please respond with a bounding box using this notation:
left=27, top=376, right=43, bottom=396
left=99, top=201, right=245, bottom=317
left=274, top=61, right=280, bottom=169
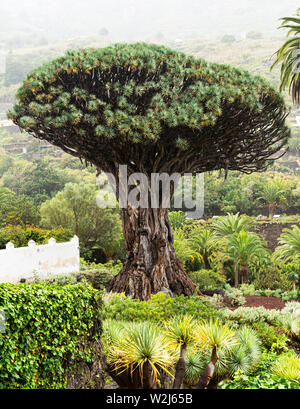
left=231, top=295, right=295, bottom=311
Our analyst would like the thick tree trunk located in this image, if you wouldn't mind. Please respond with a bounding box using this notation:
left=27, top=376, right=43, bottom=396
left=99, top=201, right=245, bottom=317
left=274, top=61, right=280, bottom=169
left=106, top=206, right=197, bottom=300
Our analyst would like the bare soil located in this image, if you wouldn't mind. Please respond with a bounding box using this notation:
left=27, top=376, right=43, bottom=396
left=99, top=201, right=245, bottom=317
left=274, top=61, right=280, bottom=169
left=231, top=295, right=299, bottom=310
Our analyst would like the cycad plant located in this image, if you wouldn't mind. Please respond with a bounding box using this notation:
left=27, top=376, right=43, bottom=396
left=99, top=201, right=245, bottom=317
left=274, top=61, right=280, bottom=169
left=259, top=179, right=287, bottom=218
left=173, top=228, right=202, bottom=267
left=212, top=213, right=251, bottom=237
left=272, top=8, right=300, bottom=104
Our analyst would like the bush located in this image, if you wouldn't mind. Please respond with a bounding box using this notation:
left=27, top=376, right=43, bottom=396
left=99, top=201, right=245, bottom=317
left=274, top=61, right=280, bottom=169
left=188, top=269, right=226, bottom=289
left=224, top=285, right=246, bottom=306
left=253, top=268, right=292, bottom=291
left=0, top=283, right=105, bottom=388
left=239, top=283, right=256, bottom=296
left=0, top=225, right=73, bottom=249
left=102, top=292, right=219, bottom=323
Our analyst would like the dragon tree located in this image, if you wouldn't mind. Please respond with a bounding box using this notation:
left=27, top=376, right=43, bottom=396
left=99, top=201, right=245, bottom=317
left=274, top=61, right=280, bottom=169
left=8, top=43, right=290, bottom=300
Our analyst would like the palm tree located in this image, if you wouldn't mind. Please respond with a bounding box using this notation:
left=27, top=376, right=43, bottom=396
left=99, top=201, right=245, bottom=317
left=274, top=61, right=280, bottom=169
left=276, top=225, right=300, bottom=261
left=226, top=230, right=268, bottom=284
left=189, top=227, right=220, bottom=269
left=173, top=228, right=202, bottom=267
left=259, top=179, right=287, bottom=218
left=211, top=213, right=251, bottom=236
left=212, top=213, right=251, bottom=286
left=272, top=8, right=300, bottom=104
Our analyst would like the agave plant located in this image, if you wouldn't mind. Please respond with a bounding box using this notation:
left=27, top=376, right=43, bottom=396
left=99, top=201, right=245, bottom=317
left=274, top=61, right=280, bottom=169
left=165, top=315, right=197, bottom=388
left=271, top=8, right=300, bottom=104
left=103, top=320, right=176, bottom=388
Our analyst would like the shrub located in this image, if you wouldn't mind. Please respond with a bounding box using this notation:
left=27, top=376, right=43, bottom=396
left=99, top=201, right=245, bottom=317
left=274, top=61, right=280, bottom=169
left=271, top=352, right=300, bottom=382
left=253, top=268, right=292, bottom=291
left=224, top=285, right=246, bottom=306
left=0, top=224, right=73, bottom=249
left=251, top=322, right=288, bottom=351
left=239, top=283, right=256, bottom=296
left=0, top=283, right=105, bottom=388
left=188, top=269, right=226, bottom=289
left=103, top=292, right=219, bottom=323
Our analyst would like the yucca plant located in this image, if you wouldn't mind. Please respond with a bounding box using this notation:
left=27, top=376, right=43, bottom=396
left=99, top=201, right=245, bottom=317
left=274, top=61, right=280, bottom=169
left=271, top=8, right=300, bottom=104
left=194, top=319, right=238, bottom=389
left=103, top=320, right=176, bottom=389
left=165, top=315, right=197, bottom=388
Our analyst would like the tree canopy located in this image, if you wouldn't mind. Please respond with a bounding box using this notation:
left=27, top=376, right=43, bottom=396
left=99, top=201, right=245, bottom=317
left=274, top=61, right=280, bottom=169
left=8, top=42, right=290, bottom=177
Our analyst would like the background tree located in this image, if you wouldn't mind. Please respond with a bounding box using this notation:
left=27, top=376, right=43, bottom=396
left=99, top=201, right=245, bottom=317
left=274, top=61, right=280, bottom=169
left=40, top=182, right=122, bottom=261
left=9, top=43, right=290, bottom=299
left=225, top=230, right=268, bottom=284
left=259, top=178, right=290, bottom=218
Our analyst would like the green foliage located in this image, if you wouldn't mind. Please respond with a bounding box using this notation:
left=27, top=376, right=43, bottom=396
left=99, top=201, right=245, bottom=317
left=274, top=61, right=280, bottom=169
left=0, top=224, right=73, bottom=249
left=271, top=351, right=300, bottom=382
left=251, top=321, right=288, bottom=350
left=224, top=285, right=246, bottom=306
left=102, top=292, right=218, bottom=323
left=8, top=43, right=290, bottom=177
left=40, top=182, right=123, bottom=258
left=2, top=158, right=70, bottom=205
left=220, top=350, right=300, bottom=389
left=253, top=266, right=292, bottom=291
left=0, top=283, right=103, bottom=388
left=188, top=269, right=226, bottom=289
left=0, top=188, right=39, bottom=227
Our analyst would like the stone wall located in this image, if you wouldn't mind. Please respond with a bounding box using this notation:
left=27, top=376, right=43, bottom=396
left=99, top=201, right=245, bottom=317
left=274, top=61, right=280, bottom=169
left=251, top=221, right=300, bottom=252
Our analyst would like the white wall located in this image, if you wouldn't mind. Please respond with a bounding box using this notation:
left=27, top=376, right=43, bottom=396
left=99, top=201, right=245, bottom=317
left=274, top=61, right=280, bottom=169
left=0, top=236, right=80, bottom=283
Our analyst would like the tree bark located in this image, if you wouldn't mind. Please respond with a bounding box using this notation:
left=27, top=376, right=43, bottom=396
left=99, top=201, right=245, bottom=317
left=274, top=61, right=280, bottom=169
left=240, top=264, right=249, bottom=284
left=106, top=206, right=197, bottom=300
left=195, top=346, right=218, bottom=389
left=173, top=344, right=187, bottom=389
left=233, top=260, right=239, bottom=287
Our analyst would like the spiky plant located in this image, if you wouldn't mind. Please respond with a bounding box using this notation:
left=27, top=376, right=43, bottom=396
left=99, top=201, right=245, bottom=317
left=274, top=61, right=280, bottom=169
left=104, top=321, right=175, bottom=389
left=271, top=352, right=300, bottom=382
left=184, top=326, right=261, bottom=389
left=165, top=315, right=197, bottom=388
left=194, top=319, right=238, bottom=389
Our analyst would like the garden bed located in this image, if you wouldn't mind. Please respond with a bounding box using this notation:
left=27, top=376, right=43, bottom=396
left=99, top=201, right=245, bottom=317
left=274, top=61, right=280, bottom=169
left=231, top=295, right=298, bottom=311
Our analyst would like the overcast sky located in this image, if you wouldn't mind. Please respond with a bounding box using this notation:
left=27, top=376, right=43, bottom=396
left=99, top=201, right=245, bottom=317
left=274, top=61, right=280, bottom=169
left=0, top=0, right=299, bottom=42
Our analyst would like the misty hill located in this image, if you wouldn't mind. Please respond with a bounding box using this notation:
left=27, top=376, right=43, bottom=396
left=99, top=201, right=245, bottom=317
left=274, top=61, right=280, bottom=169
left=0, top=0, right=299, bottom=46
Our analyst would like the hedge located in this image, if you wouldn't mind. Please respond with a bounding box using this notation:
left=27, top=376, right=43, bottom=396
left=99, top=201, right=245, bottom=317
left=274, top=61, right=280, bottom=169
left=0, top=283, right=105, bottom=389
